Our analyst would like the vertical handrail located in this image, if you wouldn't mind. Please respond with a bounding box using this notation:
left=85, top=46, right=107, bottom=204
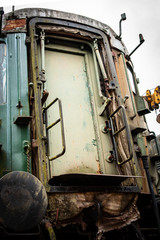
left=43, top=98, right=66, bottom=161
left=109, top=105, right=133, bottom=165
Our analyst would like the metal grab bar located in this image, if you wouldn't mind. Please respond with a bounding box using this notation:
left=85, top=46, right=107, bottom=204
left=43, top=98, right=66, bottom=161
left=109, top=105, right=133, bottom=165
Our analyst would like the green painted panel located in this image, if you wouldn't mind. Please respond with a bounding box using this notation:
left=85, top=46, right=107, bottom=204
left=0, top=34, right=31, bottom=176
left=0, top=39, right=11, bottom=176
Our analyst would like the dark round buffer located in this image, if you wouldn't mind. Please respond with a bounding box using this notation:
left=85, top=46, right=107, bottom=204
left=0, top=171, right=48, bottom=232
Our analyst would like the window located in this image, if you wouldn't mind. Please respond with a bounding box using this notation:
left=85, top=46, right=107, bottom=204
left=127, top=63, right=136, bottom=94
left=0, top=43, right=6, bottom=104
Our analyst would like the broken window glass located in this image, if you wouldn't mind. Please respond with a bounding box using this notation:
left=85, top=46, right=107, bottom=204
left=0, top=43, right=6, bottom=105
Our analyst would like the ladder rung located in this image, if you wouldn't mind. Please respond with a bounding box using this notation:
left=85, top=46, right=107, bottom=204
left=113, top=125, right=125, bottom=136
left=47, top=118, right=60, bottom=130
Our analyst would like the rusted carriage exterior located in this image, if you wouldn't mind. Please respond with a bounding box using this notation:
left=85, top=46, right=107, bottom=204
left=0, top=7, right=160, bottom=239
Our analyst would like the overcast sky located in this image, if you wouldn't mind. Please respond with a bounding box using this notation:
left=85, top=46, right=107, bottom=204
left=1, top=0, right=160, bottom=134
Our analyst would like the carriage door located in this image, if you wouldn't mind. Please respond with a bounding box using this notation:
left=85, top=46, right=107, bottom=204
left=45, top=39, right=101, bottom=177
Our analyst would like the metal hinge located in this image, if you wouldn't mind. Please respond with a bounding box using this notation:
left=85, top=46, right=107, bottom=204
left=25, top=36, right=31, bottom=44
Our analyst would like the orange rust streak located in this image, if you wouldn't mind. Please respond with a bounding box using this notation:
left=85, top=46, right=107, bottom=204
left=3, top=19, right=26, bottom=31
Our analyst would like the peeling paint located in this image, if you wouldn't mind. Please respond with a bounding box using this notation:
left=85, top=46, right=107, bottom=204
left=48, top=192, right=139, bottom=233
left=3, top=19, right=26, bottom=31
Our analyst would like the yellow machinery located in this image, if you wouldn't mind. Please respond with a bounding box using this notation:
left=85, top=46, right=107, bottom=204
left=146, top=86, right=160, bottom=110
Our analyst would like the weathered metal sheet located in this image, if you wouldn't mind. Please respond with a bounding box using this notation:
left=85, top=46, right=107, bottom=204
left=3, top=8, right=128, bottom=53
left=0, top=33, right=31, bottom=176
left=113, top=49, right=150, bottom=191
left=45, top=40, right=117, bottom=177
left=45, top=47, right=100, bottom=175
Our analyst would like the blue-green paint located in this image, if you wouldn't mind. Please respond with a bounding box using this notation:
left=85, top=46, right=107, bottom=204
left=0, top=34, right=31, bottom=176
left=84, top=143, right=95, bottom=152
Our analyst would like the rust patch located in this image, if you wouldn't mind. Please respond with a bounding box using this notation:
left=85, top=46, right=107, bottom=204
left=32, top=139, right=39, bottom=148
left=3, top=19, right=26, bottom=31
left=96, top=162, right=102, bottom=174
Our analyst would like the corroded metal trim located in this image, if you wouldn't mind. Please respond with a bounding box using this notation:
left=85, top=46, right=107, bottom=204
left=3, top=8, right=129, bottom=56
left=28, top=17, right=123, bottom=105
left=29, top=20, right=48, bottom=185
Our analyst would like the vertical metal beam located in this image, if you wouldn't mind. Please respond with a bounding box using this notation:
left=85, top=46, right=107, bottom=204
left=29, top=22, right=48, bottom=186
left=40, top=30, right=45, bottom=73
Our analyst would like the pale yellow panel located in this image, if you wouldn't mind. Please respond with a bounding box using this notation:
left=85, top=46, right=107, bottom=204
left=45, top=49, right=99, bottom=176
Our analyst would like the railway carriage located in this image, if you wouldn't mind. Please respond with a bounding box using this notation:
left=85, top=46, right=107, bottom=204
left=0, top=7, right=160, bottom=239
